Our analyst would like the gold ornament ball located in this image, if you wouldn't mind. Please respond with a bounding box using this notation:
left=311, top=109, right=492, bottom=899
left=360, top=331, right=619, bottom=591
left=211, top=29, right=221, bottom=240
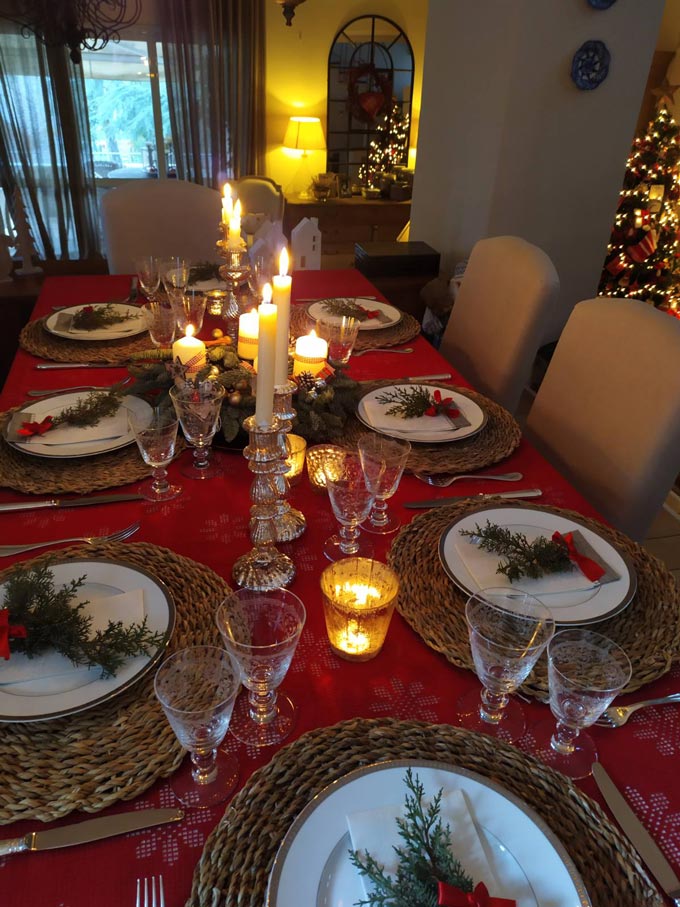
left=228, top=391, right=242, bottom=406
left=212, top=328, right=224, bottom=339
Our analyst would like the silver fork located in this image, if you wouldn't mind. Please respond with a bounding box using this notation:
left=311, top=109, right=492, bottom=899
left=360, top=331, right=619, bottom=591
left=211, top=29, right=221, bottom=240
left=595, top=693, right=680, bottom=727
left=414, top=471, right=523, bottom=487
left=27, top=376, right=133, bottom=397
left=352, top=347, right=415, bottom=357
left=0, top=521, right=140, bottom=557
left=136, top=876, right=165, bottom=907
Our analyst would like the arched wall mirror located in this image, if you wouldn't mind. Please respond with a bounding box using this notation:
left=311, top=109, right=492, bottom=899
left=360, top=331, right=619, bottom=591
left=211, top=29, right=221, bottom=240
left=327, top=15, right=414, bottom=190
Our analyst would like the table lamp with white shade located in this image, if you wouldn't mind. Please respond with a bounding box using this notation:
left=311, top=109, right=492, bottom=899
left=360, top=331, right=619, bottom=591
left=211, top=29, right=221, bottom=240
left=283, top=115, right=326, bottom=200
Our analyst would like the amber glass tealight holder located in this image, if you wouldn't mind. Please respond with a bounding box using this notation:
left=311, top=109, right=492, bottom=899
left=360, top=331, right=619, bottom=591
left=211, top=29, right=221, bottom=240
left=320, top=558, right=400, bottom=662
left=305, top=444, right=345, bottom=492
left=284, top=434, right=307, bottom=486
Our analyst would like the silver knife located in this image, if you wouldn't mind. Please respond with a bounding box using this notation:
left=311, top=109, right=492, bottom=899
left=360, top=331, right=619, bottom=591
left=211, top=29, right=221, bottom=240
left=592, top=762, right=680, bottom=904
left=36, top=363, right=127, bottom=370
left=0, top=807, right=183, bottom=855
left=404, top=489, right=543, bottom=509
left=404, top=374, right=452, bottom=382
left=0, top=494, right=144, bottom=512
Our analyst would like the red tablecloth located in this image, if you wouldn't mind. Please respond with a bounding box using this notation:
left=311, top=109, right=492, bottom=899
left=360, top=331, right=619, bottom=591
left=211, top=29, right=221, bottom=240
left=1, top=272, right=678, bottom=907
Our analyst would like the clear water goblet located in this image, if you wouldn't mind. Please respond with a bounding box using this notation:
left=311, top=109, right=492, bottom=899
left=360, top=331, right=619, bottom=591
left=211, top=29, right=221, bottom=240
left=171, top=288, right=207, bottom=336
left=134, top=255, right=161, bottom=302
left=142, top=300, right=176, bottom=347
left=161, top=256, right=191, bottom=294
left=248, top=248, right=274, bottom=296
left=529, top=629, right=632, bottom=779
left=358, top=433, right=411, bottom=534
left=154, top=645, right=241, bottom=808
left=169, top=381, right=225, bottom=479
left=215, top=588, right=306, bottom=747
left=322, top=450, right=375, bottom=561
left=454, top=587, right=555, bottom=743
left=315, top=315, right=361, bottom=365
left=128, top=407, right=182, bottom=501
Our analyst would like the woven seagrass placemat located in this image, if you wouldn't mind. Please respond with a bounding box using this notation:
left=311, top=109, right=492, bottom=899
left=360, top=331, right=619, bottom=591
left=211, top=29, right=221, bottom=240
left=0, top=409, right=183, bottom=495
left=388, top=499, right=680, bottom=699
left=291, top=303, right=420, bottom=350
left=187, top=717, right=660, bottom=907
left=345, top=383, right=521, bottom=474
left=20, top=318, right=152, bottom=364
left=0, top=541, right=230, bottom=824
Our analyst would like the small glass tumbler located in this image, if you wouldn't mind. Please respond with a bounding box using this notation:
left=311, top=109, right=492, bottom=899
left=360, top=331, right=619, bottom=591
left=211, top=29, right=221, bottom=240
left=320, top=558, right=399, bottom=661
left=142, top=300, right=176, bottom=347
left=172, top=289, right=207, bottom=336
left=315, top=315, right=361, bottom=365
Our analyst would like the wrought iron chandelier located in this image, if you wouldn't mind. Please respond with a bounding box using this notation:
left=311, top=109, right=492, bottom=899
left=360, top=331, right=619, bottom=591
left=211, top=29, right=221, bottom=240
left=0, top=0, right=142, bottom=64
left=275, top=0, right=307, bottom=27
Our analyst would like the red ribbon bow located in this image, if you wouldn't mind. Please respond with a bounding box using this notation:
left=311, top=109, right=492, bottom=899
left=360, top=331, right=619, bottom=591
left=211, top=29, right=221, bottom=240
left=425, top=389, right=461, bottom=419
left=438, top=880, right=516, bottom=907
left=358, top=305, right=381, bottom=319
left=0, top=608, right=27, bottom=660
left=552, top=531, right=605, bottom=582
left=17, top=416, right=54, bottom=437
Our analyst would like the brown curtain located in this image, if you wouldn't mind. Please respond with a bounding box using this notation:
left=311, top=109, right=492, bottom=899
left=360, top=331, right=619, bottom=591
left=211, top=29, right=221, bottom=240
left=161, top=0, right=266, bottom=187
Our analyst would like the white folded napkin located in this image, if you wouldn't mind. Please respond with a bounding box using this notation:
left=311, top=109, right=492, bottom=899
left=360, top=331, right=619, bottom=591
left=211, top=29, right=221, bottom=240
left=455, top=525, right=619, bottom=595
left=0, top=588, right=145, bottom=686
left=15, top=406, right=128, bottom=446
left=362, top=397, right=464, bottom=434
left=347, top=788, right=499, bottom=898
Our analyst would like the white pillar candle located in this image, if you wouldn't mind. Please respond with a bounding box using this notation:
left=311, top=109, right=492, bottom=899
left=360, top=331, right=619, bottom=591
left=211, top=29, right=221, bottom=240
left=172, top=325, right=206, bottom=376
left=222, top=183, right=233, bottom=225
left=228, top=199, right=244, bottom=249
left=272, top=247, right=292, bottom=385
left=255, top=300, right=278, bottom=427
left=238, top=308, right=259, bottom=360
left=293, top=329, right=328, bottom=377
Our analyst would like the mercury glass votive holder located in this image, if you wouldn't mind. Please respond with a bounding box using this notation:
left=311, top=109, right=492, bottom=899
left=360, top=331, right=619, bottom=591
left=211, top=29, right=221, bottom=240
left=284, top=434, right=307, bottom=486
left=305, top=444, right=345, bottom=493
left=205, top=289, right=228, bottom=316
left=320, top=558, right=400, bottom=662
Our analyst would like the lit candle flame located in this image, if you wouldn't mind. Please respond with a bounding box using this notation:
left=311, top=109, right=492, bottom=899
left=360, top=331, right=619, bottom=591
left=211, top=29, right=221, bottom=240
left=185, top=325, right=195, bottom=338
left=262, top=282, right=273, bottom=304
left=279, top=246, right=289, bottom=277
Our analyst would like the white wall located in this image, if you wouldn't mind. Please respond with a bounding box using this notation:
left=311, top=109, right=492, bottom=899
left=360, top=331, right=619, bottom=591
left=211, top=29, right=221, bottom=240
left=410, top=0, right=665, bottom=341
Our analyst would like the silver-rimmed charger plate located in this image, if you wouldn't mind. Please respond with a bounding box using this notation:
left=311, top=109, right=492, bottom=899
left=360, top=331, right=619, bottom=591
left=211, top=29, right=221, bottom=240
left=357, top=384, right=487, bottom=444
left=44, top=304, right=147, bottom=341
left=439, top=506, right=636, bottom=625
left=0, top=558, right=174, bottom=722
left=266, top=759, right=590, bottom=907
left=308, top=298, right=402, bottom=331
left=5, top=392, right=152, bottom=459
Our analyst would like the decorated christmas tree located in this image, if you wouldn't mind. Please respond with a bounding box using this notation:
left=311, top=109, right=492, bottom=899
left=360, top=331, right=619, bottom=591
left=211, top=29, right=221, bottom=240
left=599, top=104, right=680, bottom=307
left=360, top=106, right=410, bottom=187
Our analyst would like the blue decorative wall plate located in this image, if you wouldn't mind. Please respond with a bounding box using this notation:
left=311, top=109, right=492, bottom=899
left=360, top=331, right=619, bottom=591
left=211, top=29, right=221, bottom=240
left=571, top=40, right=611, bottom=90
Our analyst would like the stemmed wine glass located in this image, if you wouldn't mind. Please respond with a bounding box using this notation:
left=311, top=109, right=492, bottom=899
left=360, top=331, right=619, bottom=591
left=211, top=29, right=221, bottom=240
left=358, top=433, right=411, bottom=534
left=134, top=255, right=161, bottom=302
left=169, top=382, right=225, bottom=479
left=142, top=300, right=176, bottom=347
left=128, top=407, right=182, bottom=501
left=322, top=450, right=375, bottom=561
left=154, top=646, right=241, bottom=808
left=215, top=588, right=306, bottom=747
left=455, top=587, right=555, bottom=743
left=161, top=256, right=191, bottom=296
left=528, top=629, right=632, bottom=779
left=172, top=288, right=207, bottom=336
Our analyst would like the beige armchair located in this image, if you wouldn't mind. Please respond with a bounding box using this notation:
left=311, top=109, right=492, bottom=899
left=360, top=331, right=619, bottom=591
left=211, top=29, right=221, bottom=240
left=525, top=297, right=680, bottom=541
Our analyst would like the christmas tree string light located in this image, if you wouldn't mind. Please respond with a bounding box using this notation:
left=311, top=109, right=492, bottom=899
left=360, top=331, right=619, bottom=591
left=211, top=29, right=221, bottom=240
left=359, top=107, right=410, bottom=187
left=599, top=105, right=680, bottom=310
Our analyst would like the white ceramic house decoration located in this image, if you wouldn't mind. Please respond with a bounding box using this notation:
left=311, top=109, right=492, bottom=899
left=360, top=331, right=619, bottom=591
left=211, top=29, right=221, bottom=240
left=291, top=217, right=321, bottom=270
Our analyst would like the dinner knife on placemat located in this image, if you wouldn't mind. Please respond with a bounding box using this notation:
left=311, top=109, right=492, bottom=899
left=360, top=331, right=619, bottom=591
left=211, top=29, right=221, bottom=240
left=404, top=489, right=543, bottom=509
left=36, top=363, right=127, bottom=370
left=0, top=807, right=183, bottom=855
left=592, top=763, right=680, bottom=904
left=0, top=494, right=144, bottom=512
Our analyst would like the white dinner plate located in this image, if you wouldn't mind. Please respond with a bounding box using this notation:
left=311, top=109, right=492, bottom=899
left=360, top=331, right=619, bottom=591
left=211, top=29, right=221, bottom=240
left=266, top=759, right=590, bottom=907
left=357, top=385, right=487, bottom=443
left=308, top=298, right=402, bottom=331
left=44, top=303, right=147, bottom=341
left=0, top=558, right=174, bottom=722
left=5, top=392, right=152, bottom=459
left=439, top=506, right=636, bottom=625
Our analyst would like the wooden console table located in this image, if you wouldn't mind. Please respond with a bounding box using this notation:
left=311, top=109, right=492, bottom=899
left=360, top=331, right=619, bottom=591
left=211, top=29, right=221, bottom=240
left=283, top=196, right=410, bottom=268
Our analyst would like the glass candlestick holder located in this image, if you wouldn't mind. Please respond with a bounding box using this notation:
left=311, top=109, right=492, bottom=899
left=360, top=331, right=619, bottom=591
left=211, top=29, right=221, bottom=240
left=272, top=381, right=306, bottom=543
left=232, top=414, right=295, bottom=591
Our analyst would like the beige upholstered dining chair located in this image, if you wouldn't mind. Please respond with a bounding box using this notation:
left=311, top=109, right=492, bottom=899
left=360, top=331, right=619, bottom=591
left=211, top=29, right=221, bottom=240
left=525, top=297, right=680, bottom=541
left=438, top=235, right=559, bottom=414
left=233, top=176, right=285, bottom=223
left=101, top=179, right=222, bottom=274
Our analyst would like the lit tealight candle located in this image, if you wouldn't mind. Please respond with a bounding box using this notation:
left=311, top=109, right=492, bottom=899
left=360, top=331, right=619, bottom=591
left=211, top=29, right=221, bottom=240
left=172, top=324, right=206, bottom=376
left=237, top=308, right=259, bottom=360
left=222, top=183, right=233, bottom=225
left=255, top=283, right=277, bottom=427
left=293, top=329, right=328, bottom=377
left=272, top=247, right=292, bottom=385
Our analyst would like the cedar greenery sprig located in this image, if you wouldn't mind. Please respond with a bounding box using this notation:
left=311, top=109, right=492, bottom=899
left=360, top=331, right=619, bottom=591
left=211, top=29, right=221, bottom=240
left=3, top=563, right=165, bottom=678
left=374, top=385, right=435, bottom=419
left=51, top=391, right=122, bottom=429
left=350, top=769, right=473, bottom=907
left=72, top=303, right=135, bottom=330
left=460, top=520, right=572, bottom=582
left=321, top=298, right=372, bottom=320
